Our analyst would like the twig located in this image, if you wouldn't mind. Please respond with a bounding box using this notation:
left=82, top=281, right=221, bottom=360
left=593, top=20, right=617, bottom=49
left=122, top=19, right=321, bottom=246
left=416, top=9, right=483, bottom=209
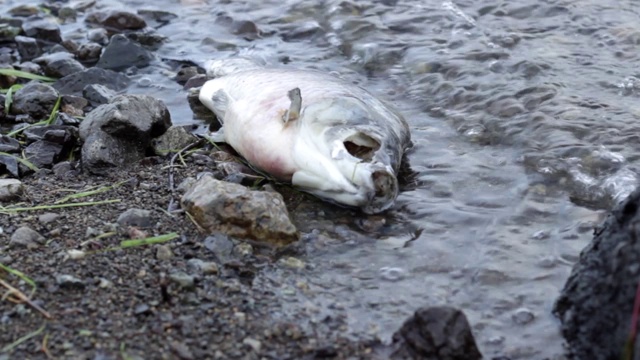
left=41, top=332, right=53, bottom=359
left=0, top=278, right=51, bottom=319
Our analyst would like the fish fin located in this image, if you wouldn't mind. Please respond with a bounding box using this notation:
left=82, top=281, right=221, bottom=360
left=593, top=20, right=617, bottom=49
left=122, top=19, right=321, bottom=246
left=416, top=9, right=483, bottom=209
left=202, top=128, right=226, bottom=143
left=282, top=88, right=302, bottom=124
left=209, top=89, right=230, bottom=118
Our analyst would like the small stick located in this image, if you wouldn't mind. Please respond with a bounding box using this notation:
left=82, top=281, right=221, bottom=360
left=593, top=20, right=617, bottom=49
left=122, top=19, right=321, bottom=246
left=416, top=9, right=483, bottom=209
left=0, top=278, right=52, bottom=319
left=167, top=139, right=204, bottom=213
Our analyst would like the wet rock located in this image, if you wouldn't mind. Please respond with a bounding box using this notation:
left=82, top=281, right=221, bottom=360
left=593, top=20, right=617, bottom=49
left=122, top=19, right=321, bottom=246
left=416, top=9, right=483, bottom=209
left=96, top=34, right=154, bottom=71
left=0, top=135, right=20, bottom=152
left=56, top=274, right=85, bottom=290
left=181, top=174, right=298, bottom=246
left=76, top=42, right=102, bottom=63
left=15, top=35, right=41, bottom=61
left=0, top=178, right=23, bottom=201
left=38, top=212, right=60, bottom=224
left=203, top=233, right=234, bottom=262
left=11, top=82, right=59, bottom=119
left=554, top=188, right=640, bottom=360
left=87, top=28, right=108, bottom=44
left=156, top=245, right=173, bottom=260
left=23, top=140, right=64, bottom=168
left=183, top=74, right=207, bottom=90
left=126, top=29, right=166, bottom=49
left=117, top=208, right=153, bottom=228
left=175, top=67, right=200, bottom=85
left=53, top=67, right=129, bottom=96
left=83, top=84, right=116, bottom=105
left=79, top=95, right=171, bottom=174
left=391, top=306, right=482, bottom=360
left=137, top=9, right=178, bottom=29
left=0, top=154, right=20, bottom=177
left=34, top=52, right=85, bottom=78
left=22, top=17, right=62, bottom=44
left=151, top=126, right=198, bottom=155
left=10, top=226, right=45, bottom=248
left=86, top=10, right=147, bottom=32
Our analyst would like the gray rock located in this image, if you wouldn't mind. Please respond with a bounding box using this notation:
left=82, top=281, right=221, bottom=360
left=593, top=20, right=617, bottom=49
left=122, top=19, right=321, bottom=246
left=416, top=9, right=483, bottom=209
left=391, top=306, right=482, bottom=360
left=181, top=174, right=298, bottom=246
left=169, top=272, right=195, bottom=290
left=22, top=17, right=62, bottom=44
left=156, top=245, right=173, bottom=260
left=151, top=125, right=198, bottom=155
left=10, top=226, right=45, bottom=248
left=23, top=125, right=78, bottom=144
left=15, top=35, right=41, bottom=61
left=61, top=95, right=88, bottom=116
left=52, top=161, right=76, bottom=178
left=23, top=140, right=64, bottom=168
left=0, top=22, right=21, bottom=43
left=38, top=212, right=60, bottom=224
left=34, top=52, right=85, bottom=78
left=117, top=208, right=153, bottom=228
left=187, top=259, right=219, bottom=275
left=175, top=66, right=199, bottom=85
left=0, top=135, right=20, bottom=152
left=183, top=74, right=207, bottom=90
left=96, top=34, right=154, bottom=71
left=0, top=178, right=23, bottom=201
left=11, top=82, right=59, bottom=119
left=55, top=274, right=85, bottom=290
left=203, top=233, right=234, bottom=262
left=554, top=188, right=640, bottom=360
left=52, top=67, right=129, bottom=96
left=79, top=95, right=171, bottom=174
left=86, top=10, right=147, bottom=32
left=83, top=84, right=116, bottom=106
left=76, top=42, right=102, bottom=63
left=0, top=154, right=20, bottom=177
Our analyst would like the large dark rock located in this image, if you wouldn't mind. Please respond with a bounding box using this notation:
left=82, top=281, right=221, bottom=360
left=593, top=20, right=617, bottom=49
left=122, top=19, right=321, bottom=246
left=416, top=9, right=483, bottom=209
left=11, top=82, right=59, bottom=120
left=23, top=140, right=64, bottom=168
left=555, top=188, right=640, bottom=360
left=0, top=135, right=20, bottom=152
left=53, top=67, right=129, bottom=96
left=390, top=306, right=482, bottom=360
left=96, top=34, right=154, bottom=71
left=0, top=154, right=19, bottom=177
left=86, top=10, right=147, bottom=32
left=79, top=95, right=171, bottom=174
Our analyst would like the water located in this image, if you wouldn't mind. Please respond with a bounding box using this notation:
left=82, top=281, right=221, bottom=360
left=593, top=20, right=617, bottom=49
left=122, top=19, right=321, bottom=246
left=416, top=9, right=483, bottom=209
left=6, top=0, right=640, bottom=357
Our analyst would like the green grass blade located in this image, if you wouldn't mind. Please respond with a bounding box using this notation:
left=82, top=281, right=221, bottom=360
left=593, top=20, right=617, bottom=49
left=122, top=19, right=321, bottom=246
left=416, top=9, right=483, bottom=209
left=0, top=263, right=37, bottom=297
left=1, top=324, right=46, bottom=353
left=0, top=199, right=121, bottom=214
left=3, top=84, right=23, bottom=113
left=44, top=96, right=61, bottom=125
left=119, top=232, right=179, bottom=248
left=54, top=180, right=127, bottom=204
left=0, top=68, right=56, bottom=82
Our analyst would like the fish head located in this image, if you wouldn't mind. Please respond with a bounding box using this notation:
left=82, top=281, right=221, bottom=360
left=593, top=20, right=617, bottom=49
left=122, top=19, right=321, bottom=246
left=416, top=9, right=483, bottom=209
left=291, top=96, right=404, bottom=214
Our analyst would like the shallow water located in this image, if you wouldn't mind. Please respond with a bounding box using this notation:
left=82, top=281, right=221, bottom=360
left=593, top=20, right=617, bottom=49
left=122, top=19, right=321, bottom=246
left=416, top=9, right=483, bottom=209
left=7, top=0, right=640, bottom=357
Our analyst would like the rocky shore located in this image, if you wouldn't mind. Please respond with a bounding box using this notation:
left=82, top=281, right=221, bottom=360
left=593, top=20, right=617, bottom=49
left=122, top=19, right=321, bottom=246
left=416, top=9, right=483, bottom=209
left=0, top=4, right=485, bottom=359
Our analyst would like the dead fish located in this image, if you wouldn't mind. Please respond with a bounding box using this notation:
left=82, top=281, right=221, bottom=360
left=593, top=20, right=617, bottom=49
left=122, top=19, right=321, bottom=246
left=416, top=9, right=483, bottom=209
left=199, top=58, right=411, bottom=214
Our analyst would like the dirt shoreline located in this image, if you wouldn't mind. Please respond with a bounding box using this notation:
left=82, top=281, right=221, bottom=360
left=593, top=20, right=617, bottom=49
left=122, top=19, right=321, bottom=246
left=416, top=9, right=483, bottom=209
left=0, top=152, right=385, bottom=359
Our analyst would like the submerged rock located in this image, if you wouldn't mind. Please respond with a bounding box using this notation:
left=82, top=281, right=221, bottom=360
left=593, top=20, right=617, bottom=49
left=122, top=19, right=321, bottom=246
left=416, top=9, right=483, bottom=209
left=11, top=82, right=59, bottom=120
left=53, top=67, right=129, bottom=96
left=96, top=34, right=154, bottom=71
left=0, top=178, right=23, bottom=201
left=79, top=94, right=171, bottom=174
left=86, top=10, right=147, bottom=32
left=555, top=188, right=640, bottom=360
left=390, top=306, right=482, bottom=360
left=181, top=174, right=298, bottom=246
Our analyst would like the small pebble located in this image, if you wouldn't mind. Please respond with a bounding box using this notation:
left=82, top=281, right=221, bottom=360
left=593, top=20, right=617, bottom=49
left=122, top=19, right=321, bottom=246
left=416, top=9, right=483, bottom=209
left=512, top=307, right=535, bottom=325
left=156, top=245, right=173, bottom=260
left=379, top=266, right=406, bottom=281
